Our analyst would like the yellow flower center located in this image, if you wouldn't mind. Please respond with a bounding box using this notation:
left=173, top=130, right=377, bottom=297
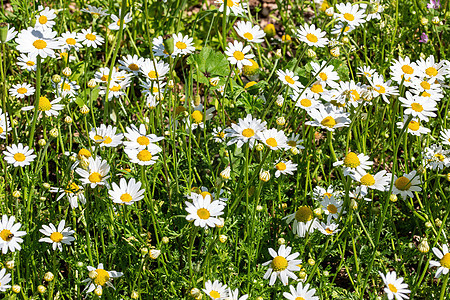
left=63, top=83, right=71, bottom=91
left=375, top=85, right=386, bottom=94
left=65, top=182, right=80, bottom=194
left=191, top=111, right=203, bottom=124
left=440, top=253, right=450, bottom=268
left=360, top=174, right=375, bottom=186
left=102, top=136, right=113, bottom=144
left=319, top=72, right=328, bottom=81
left=408, top=121, right=420, bottom=131
left=271, top=256, right=288, bottom=271
left=311, top=83, right=323, bottom=93
left=26, top=61, right=35, bottom=66
left=39, top=15, right=48, bottom=24
left=94, top=269, right=110, bottom=286
left=243, top=32, right=254, bottom=40
left=343, top=152, right=360, bottom=168
left=343, top=13, right=355, bottom=21
left=434, top=153, right=445, bottom=162
left=86, top=33, right=96, bottom=41
left=88, top=172, right=102, bottom=183
left=350, top=89, right=360, bottom=101
left=295, top=206, right=313, bottom=223
left=101, top=74, right=109, bottom=82
left=120, top=193, right=133, bottom=202
left=128, top=63, right=139, bottom=71
left=200, top=191, right=212, bottom=199
left=425, top=67, right=438, bottom=77
left=276, top=162, right=287, bottom=171
left=176, top=41, right=187, bottom=49
left=242, top=128, right=255, bottom=138
left=33, top=39, right=47, bottom=50
left=0, top=229, right=13, bottom=241
left=210, top=291, right=221, bottom=299
left=0, top=127, right=3, bottom=134
left=233, top=51, right=245, bottom=61
left=38, top=96, right=52, bottom=111
left=411, top=103, right=423, bottom=112
left=17, top=87, right=27, bottom=94
left=148, top=70, right=158, bottom=79
left=401, top=65, right=414, bottom=75
left=327, top=204, right=338, bottom=214
left=78, top=148, right=91, bottom=158
left=394, top=176, right=412, bottom=191
left=197, top=208, right=210, bottom=220
left=344, top=26, right=350, bottom=32
left=321, top=116, right=336, bottom=128
left=217, top=132, right=225, bottom=138
left=50, top=232, right=64, bottom=243
left=137, top=136, right=150, bottom=146
left=300, top=98, right=312, bottom=107
left=306, top=33, right=318, bottom=43
left=66, top=38, right=76, bottom=45
left=420, top=81, right=430, bottom=90
left=422, top=91, right=431, bottom=97
left=285, top=75, right=295, bottom=85
left=266, top=137, right=278, bottom=148
left=137, top=150, right=153, bottom=161
left=94, top=135, right=104, bottom=143
left=111, top=85, right=121, bottom=92
left=325, top=228, right=333, bottom=235
left=388, top=283, right=398, bottom=293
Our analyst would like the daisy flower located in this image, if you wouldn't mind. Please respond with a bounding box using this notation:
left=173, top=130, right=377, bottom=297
left=398, top=91, right=437, bottom=122
left=186, top=186, right=228, bottom=206
left=186, top=104, right=215, bottom=131
left=308, top=81, right=326, bottom=99
left=410, top=77, right=441, bottom=96
left=357, top=65, right=377, bottom=79
left=94, top=67, right=129, bottom=84
left=0, top=269, right=11, bottom=292
left=172, top=33, right=195, bottom=56
left=331, top=80, right=365, bottom=107
left=0, top=215, right=26, bottom=254
left=211, top=127, right=226, bottom=143
left=21, top=96, right=64, bottom=117
left=15, top=27, right=61, bottom=58
left=3, top=143, right=36, bottom=167
left=333, top=151, right=373, bottom=176
left=225, top=40, right=254, bottom=70
left=89, top=124, right=123, bottom=148
left=99, top=77, right=131, bottom=99
left=0, top=120, right=12, bottom=140
left=59, top=31, right=83, bottom=51
left=369, top=73, right=399, bottom=103
left=396, top=119, right=430, bottom=136
left=440, top=129, right=450, bottom=146
left=108, top=10, right=133, bottom=30
left=35, top=6, right=56, bottom=30
left=286, top=133, right=305, bottom=151
left=140, top=59, right=170, bottom=81
left=284, top=206, right=320, bottom=237
left=83, top=264, right=123, bottom=294
left=185, top=194, right=225, bottom=228
left=295, top=23, right=329, bottom=47
left=226, top=114, right=267, bottom=148
left=215, top=0, right=247, bottom=15
left=227, top=288, right=249, bottom=300
left=364, top=1, right=384, bottom=20
left=118, top=54, right=145, bottom=75
left=430, top=244, right=450, bottom=278
left=313, top=185, right=341, bottom=202
left=124, top=124, right=164, bottom=150
left=79, top=28, right=104, bottom=48
left=292, top=90, right=319, bottom=111
left=283, top=282, right=319, bottom=300
left=57, top=80, right=80, bottom=99
left=311, top=61, right=339, bottom=88
left=392, top=170, right=421, bottom=199
left=39, top=220, right=75, bottom=251
left=416, top=54, right=448, bottom=81
left=335, top=3, right=367, bottom=27
left=202, top=280, right=228, bottom=299
left=9, top=83, right=35, bottom=99
left=81, top=5, right=108, bottom=17
left=423, top=144, right=450, bottom=170
left=262, top=244, right=302, bottom=286
left=1, top=24, right=17, bottom=43
left=306, top=105, right=351, bottom=131
left=17, top=53, right=37, bottom=71
left=75, top=156, right=110, bottom=188
left=379, top=271, right=411, bottom=300
left=275, top=160, right=297, bottom=177
left=390, top=56, right=419, bottom=86
left=152, top=36, right=174, bottom=58
left=109, top=178, right=145, bottom=205
left=320, top=196, right=345, bottom=222
left=318, top=222, right=340, bottom=236
left=125, top=146, right=161, bottom=166
left=50, top=182, right=86, bottom=209
left=351, top=170, right=392, bottom=193
left=234, top=21, right=265, bottom=43
left=276, top=69, right=304, bottom=91
left=331, top=22, right=355, bottom=35
left=257, top=128, right=288, bottom=150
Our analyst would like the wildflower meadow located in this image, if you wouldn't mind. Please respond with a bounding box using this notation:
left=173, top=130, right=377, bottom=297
left=0, top=0, right=450, bottom=299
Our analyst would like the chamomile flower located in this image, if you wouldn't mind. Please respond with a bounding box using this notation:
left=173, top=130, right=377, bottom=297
left=172, top=33, right=195, bottom=56
left=226, top=114, right=267, bottom=148
left=225, top=40, right=254, bottom=70
left=234, top=21, right=265, bottom=43
left=35, top=6, right=56, bottom=30
left=57, top=80, right=80, bottom=99
left=81, top=5, right=108, bottom=17
left=392, top=170, right=421, bottom=199
left=311, top=61, right=339, bottom=88
left=140, top=59, right=170, bottom=81
left=3, top=143, right=36, bottom=167
left=75, top=156, right=111, bottom=188
left=17, top=53, right=37, bottom=71
left=257, top=128, right=288, bottom=150
left=398, top=92, right=437, bottom=122
left=94, top=67, right=129, bottom=84
left=286, top=133, right=305, bottom=151
left=0, top=269, right=11, bottom=292
left=308, top=81, right=326, bottom=99
left=262, top=244, right=302, bottom=286
left=318, top=222, right=340, bottom=236
left=109, top=178, right=145, bottom=205
left=333, top=152, right=373, bottom=176
left=416, top=55, right=448, bottom=81
left=430, top=244, right=450, bottom=278
left=50, top=182, right=86, bottom=209
left=9, top=83, right=35, bottom=99
left=283, top=282, right=319, bottom=300
left=186, top=104, right=215, bottom=131
left=79, top=28, right=104, bottom=48
left=108, top=10, right=133, bottom=30
left=203, top=280, right=228, bottom=299
left=423, top=144, right=450, bottom=170
left=152, top=36, right=174, bottom=58
left=99, top=77, right=131, bottom=99
left=0, top=120, right=12, bottom=140
left=390, top=56, right=419, bottom=86
left=440, top=129, right=450, bottom=146
left=369, top=74, right=399, bottom=103
left=0, top=215, right=26, bottom=254
left=320, top=196, right=344, bottom=222
left=118, top=54, right=145, bottom=75
left=187, top=187, right=228, bottom=206
left=185, top=194, right=225, bottom=228
left=306, top=105, right=351, bottom=131
left=292, top=90, right=319, bottom=111
left=276, top=69, right=304, bottom=91
left=212, top=127, right=226, bottom=143
left=335, top=3, right=367, bottom=27
left=39, top=220, right=75, bottom=251
left=274, top=160, right=297, bottom=177
left=396, top=118, right=430, bottom=136
left=124, top=124, right=164, bottom=150
left=89, top=124, right=123, bottom=148
left=295, top=23, right=329, bottom=47
left=59, top=31, right=83, bottom=51
left=227, top=288, right=249, bottom=300
left=313, top=185, right=341, bottom=202
left=125, top=146, right=161, bottom=166
left=284, top=206, right=320, bottom=237
left=21, top=95, right=64, bottom=117
left=364, top=0, right=384, bottom=20
left=215, top=0, right=247, bottom=16
left=351, top=170, right=392, bottom=193
left=15, top=27, right=61, bottom=58
left=331, top=22, right=355, bottom=35
left=357, top=65, right=377, bottom=79
left=83, top=264, right=123, bottom=294
left=379, top=271, right=411, bottom=300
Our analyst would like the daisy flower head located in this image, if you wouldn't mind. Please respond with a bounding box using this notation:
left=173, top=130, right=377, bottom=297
left=35, top=6, right=56, bottom=30
left=94, top=67, right=129, bottom=85
left=50, top=182, right=86, bottom=209
left=331, top=22, right=355, bottom=35
left=3, top=143, right=36, bottom=167
left=292, top=90, right=319, bottom=111
left=396, top=118, right=430, bottom=136
left=390, top=56, right=419, bottom=86
left=318, top=222, right=340, bottom=236
left=99, top=77, right=131, bottom=100
left=39, top=220, right=75, bottom=251
left=423, top=144, right=450, bottom=170
left=1, top=24, right=17, bottom=43
left=313, top=185, right=341, bottom=202
left=295, top=23, right=329, bottom=47
left=0, top=269, right=11, bottom=292
left=59, top=31, right=83, bottom=51
left=257, top=128, right=288, bottom=150
left=392, top=170, right=421, bottom=199
left=274, top=160, right=298, bottom=177
left=410, top=77, right=441, bottom=96
left=17, top=53, right=37, bottom=71
left=124, top=124, right=164, bottom=150
left=276, top=69, right=304, bottom=91
left=308, top=81, right=326, bottom=99
left=89, top=124, right=123, bottom=148
left=9, top=83, right=35, bottom=99
left=211, top=127, right=226, bottom=143
left=186, top=186, right=228, bottom=206
left=225, top=40, right=255, bottom=70
left=335, top=3, right=367, bottom=27
left=430, top=244, right=450, bottom=278
left=81, top=5, right=108, bottom=17
left=364, top=0, right=384, bottom=20
left=331, top=80, right=365, bottom=107
left=75, top=156, right=110, bottom=188
left=262, top=244, right=301, bottom=286
left=320, top=196, right=345, bottom=222
left=109, top=178, right=145, bottom=205
left=0, top=120, right=12, bottom=140
left=226, top=114, right=267, bottom=148
left=186, top=104, right=215, bottom=131
left=15, top=27, right=61, bottom=58
left=79, top=28, right=104, bottom=48
left=118, top=54, right=145, bottom=75
left=21, top=95, right=64, bottom=117
left=0, top=215, right=26, bottom=254
left=283, top=282, right=319, bottom=300
left=311, top=61, right=339, bottom=88
left=234, top=21, right=265, bottom=43
left=333, top=151, right=373, bottom=176
left=284, top=206, right=320, bottom=237
left=108, top=9, right=133, bottom=31
left=286, top=133, right=305, bottom=151
left=185, top=194, right=225, bottom=228
left=83, top=263, right=123, bottom=294
left=351, top=170, right=392, bottom=194
left=306, top=104, right=351, bottom=131
left=369, top=73, right=399, bottom=103
left=379, top=271, right=411, bottom=300
left=57, top=80, right=80, bottom=99
left=227, top=288, right=249, bottom=300
left=416, top=54, right=449, bottom=81
left=215, top=0, right=247, bottom=16
left=140, top=59, right=170, bottom=81
left=357, top=65, right=377, bottom=79
left=125, top=143, right=162, bottom=166
left=440, top=129, right=450, bottom=146
left=203, top=280, right=228, bottom=299
left=172, top=33, right=195, bottom=56
left=398, top=91, right=437, bottom=122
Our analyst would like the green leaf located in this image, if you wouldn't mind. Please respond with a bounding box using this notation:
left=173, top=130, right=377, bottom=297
left=187, top=46, right=230, bottom=84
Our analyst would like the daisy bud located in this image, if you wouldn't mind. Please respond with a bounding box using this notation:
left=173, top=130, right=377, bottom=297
left=256, top=297, right=263, bottom=300
left=140, top=247, right=149, bottom=256
left=44, top=272, right=54, bottom=282
left=330, top=47, right=340, bottom=57
left=80, top=105, right=90, bottom=114
left=432, top=16, right=439, bottom=24
left=299, top=271, right=307, bottom=279
left=325, top=7, right=334, bottom=17
left=131, top=291, right=139, bottom=299
left=49, top=128, right=59, bottom=138
left=162, top=236, right=170, bottom=244
left=418, top=238, right=429, bottom=253
left=38, top=139, right=46, bottom=146
left=52, top=74, right=61, bottom=83
left=64, top=116, right=73, bottom=124
left=276, top=95, right=284, bottom=107
left=149, top=249, right=161, bottom=259
left=76, top=261, right=84, bottom=268
left=384, top=132, right=389, bottom=138
left=420, top=17, right=428, bottom=25
left=43, top=183, right=51, bottom=189
left=87, top=79, right=97, bottom=88
left=276, top=116, right=286, bottom=126
left=219, top=234, right=228, bottom=243
left=256, top=205, right=263, bottom=212
left=263, top=24, right=276, bottom=38
left=220, top=166, right=231, bottom=180
left=209, top=77, right=220, bottom=87
left=39, top=196, right=46, bottom=201
left=167, top=79, right=174, bottom=88
left=194, top=94, right=201, bottom=106
left=313, top=207, right=323, bottom=217
left=38, top=285, right=47, bottom=294
left=62, top=67, right=72, bottom=77
left=290, top=147, right=299, bottom=155
left=216, top=217, right=225, bottom=228
left=281, top=34, right=291, bottom=43
left=417, top=166, right=426, bottom=175
left=419, top=52, right=426, bottom=59
left=6, top=260, right=14, bottom=269
left=69, top=155, right=77, bottom=162
left=342, top=36, right=350, bottom=44
left=12, top=190, right=21, bottom=198
left=275, top=49, right=282, bottom=59
left=323, top=270, right=330, bottom=277
left=243, top=59, right=259, bottom=76
left=88, top=270, right=98, bottom=279
left=94, top=286, right=103, bottom=296
left=190, top=288, right=201, bottom=297
left=12, top=119, right=18, bottom=126
left=307, top=48, right=317, bottom=59
left=446, top=173, right=450, bottom=181
left=259, top=170, right=271, bottom=182
left=435, top=218, right=442, bottom=227
left=389, top=194, right=398, bottom=202
left=277, top=238, right=285, bottom=245
left=0, top=23, right=8, bottom=43
left=308, top=258, right=315, bottom=266
left=351, top=199, right=358, bottom=210
left=255, top=143, right=264, bottom=151
left=12, top=285, right=20, bottom=293
left=425, top=221, right=432, bottom=228
left=281, top=203, right=288, bottom=210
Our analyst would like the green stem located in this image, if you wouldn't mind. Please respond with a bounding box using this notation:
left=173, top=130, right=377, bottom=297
left=28, top=56, right=42, bottom=148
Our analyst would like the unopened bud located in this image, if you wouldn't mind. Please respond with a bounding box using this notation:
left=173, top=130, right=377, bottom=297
left=191, top=288, right=201, bottom=297
left=325, top=7, right=334, bottom=17
left=209, top=77, right=220, bottom=87
left=255, top=143, right=264, bottom=151
left=435, top=218, right=442, bottom=227
left=219, top=234, right=227, bottom=243
left=12, top=191, right=21, bottom=198
left=149, top=249, right=161, bottom=259
left=64, top=116, right=73, bottom=124
left=38, top=285, right=47, bottom=294
left=420, top=17, right=428, bottom=26
left=162, top=236, right=169, bottom=244
left=44, top=272, right=54, bottom=282
left=330, top=47, right=340, bottom=57
left=418, top=238, right=429, bottom=253
left=131, top=291, right=139, bottom=299
left=140, top=247, right=149, bottom=256
left=308, top=258, right=315, bottom=266
left=220, top=166, right=231, bottom=180
left=259, top=170, right=270, bottom=182
left=38, top=139, right=46, bottom=146
left=49, top=128, right=59, bottom=138
left=256, top=205, right=263, bottom=212
left=52, top=74, right=61, bottom=83
left=216, top=217, right=225, bottom=228
left=278, top=238, right=285, bottom=245
left=80, top=105, right=90, bottom=114
left=307, top=49, right=316, bottom=59
left=425, top=221, right=432, bottom=228
left=432, top=16, right=439, bottom=24
left=43, top=183, right=51, bottom=189
left=87, top=79, right=97, bottom=88
left=62, top=67, right=72, bottom=77
left=275, top=49, right=282, bottom=59
left=276, top=116, right=286, bottom=126
left=12, top=285, right=20, bottom=293
left=276, top=95, right=284, bottom=107
left=291, top=147, right=299, bottom=155
left=6, top=261, right=14, bottom=269
left=390, top=194, right=398, bottom=202
left=263, top=24, right=276, bottom=38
